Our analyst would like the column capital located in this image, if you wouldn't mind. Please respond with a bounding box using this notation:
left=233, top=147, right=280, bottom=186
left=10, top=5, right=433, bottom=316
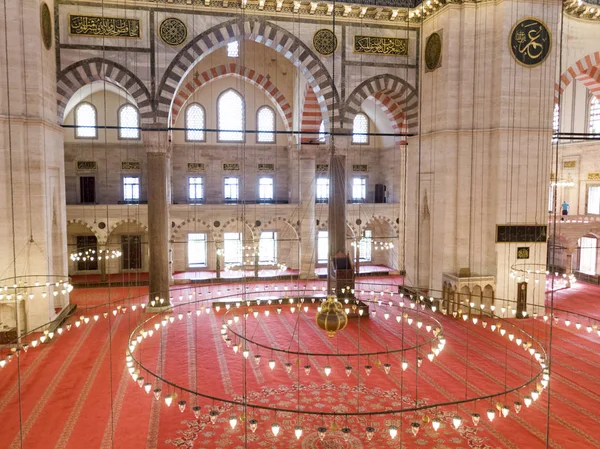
left=143, top=130, right=170, bottom=153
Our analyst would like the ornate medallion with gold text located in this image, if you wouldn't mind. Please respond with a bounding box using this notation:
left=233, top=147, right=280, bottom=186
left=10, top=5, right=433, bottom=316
left=40, top=3, right=52, bottom=50
left=509, top=18, right=551, bottom=67
left=425, top=32, right=442, bottom=70
left=159, top=18, right=187, bottom=47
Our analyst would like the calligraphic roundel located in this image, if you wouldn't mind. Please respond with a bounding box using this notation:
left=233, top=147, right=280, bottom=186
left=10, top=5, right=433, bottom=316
left=509, top=18, right=551, bottom=67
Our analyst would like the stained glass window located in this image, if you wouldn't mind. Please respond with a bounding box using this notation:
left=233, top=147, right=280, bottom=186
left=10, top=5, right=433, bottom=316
left=257, top=106, right=275, bottom=143
left=186, top=104, right=205, bottom=141
left=75, top=102, right=97, bottom=138
left=119, top=104, right=139, bottom=139
left=218, top=89, right=244, bottom=142
left=352, top=113, right=369, bottom=144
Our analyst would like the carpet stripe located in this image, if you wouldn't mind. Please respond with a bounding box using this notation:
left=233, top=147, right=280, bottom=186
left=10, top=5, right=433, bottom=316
left=145, top=325, right=169, bottom=449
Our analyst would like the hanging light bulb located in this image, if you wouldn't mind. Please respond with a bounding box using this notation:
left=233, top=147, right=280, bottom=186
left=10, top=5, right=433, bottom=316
left=364, top=365, right=372, bottom=375
left=427, top=352, right=435, bottom=362
left=285, top=362, right=293, bottom=374
left=232, top=345, right=239, bottom=354
left=153, top=388, right=162, bottom=400
left=487, top=409, right=495, bottom=422
left=209, top=410, right=219, bottom=424
left=411, top=422, right=420, bottom=436
left=389, top=425, right=398, bottom=439
left=432, top=418, right=441, bottom=431
left=324, top=365, right=332, bottom=376
left=401, top=360, right=409, bottom=371
left=345, top=366, right=353, bottom=376
left=249, top=419, right=258, bottom=433
left=417, top=357, right=423, bottom=367
left=271, top=422, right=281, bottom=436
left=144, top=383, right=152, bottom=394
left=178, top=400, right=186, bottom=412
left=268, top=359, right=276, bottom=370
left=229, top=415, right=237, bottom=430
left=365, top=426, right=375, bottom=440
left=294, top=425, right=303, bottom=439
left=304, top=364, right=311, bottom=375
left=531, top=391, right=539, bottom=401
left=471, top=413, right=480, bottom=426
left=242, top=349, right=250, bottom=359
left=192, top=406, right=201, bottom=418
left=523, top=396, right=532, bottom=407
left=318, top=427, right=327, bottom=441
left=342, top=427, right=351, bottom=441
left=514, top=401, right=522, bottom=413
left=502, top=406, right=510, bottom=417
left=452, top=416, right=462, bottom=429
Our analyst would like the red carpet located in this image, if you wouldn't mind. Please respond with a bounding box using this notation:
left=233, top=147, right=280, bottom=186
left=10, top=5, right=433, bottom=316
left=1, top=278, right=599, bottom=448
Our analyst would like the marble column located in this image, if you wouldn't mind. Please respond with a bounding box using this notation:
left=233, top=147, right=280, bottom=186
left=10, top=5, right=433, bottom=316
left=328, top=154, right=347, bottom=283
left=145, top=133, right=171, bottom=307
left=299, top=148, right=317, bottom=279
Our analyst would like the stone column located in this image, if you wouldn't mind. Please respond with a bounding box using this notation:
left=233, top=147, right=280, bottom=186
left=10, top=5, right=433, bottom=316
left=299, top=148, right=317, bottom=279
left=145, top=132, right=171, bottom=307
left=328, top=154, right=347, bottom=287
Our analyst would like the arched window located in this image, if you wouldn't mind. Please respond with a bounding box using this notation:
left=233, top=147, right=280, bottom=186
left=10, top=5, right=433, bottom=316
left=590, top=96, right=600, bottom=134
left=318, top=120, right=326, bottom=142
left=352, top=112, right=369, bottom=144
left=218, top=89, right=244, bottom=142
left=186, top=103, right=205, bottom=141
left=118, top=104, right=140, bottom=139
left=256, top=106, right=275, bottom=143
left=75, top=102, right=97, bottom=138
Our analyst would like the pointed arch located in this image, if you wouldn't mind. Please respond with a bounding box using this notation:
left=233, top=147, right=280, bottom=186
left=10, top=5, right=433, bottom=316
left=156, top=17, right=339, bottom=128
left=344, top=74, right=418, bottom=135
left=555, top=51, right=600, bottom=103
left=171, top=64, right=293, bottom=133
left=300, top=84, right=323, bottom=144
left=56, top=58, right=152, bottom=125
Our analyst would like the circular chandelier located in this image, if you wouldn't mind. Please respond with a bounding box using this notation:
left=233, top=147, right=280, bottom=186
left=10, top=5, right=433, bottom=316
left=0, top=275, right=73, bottom=302
left=123, top=286, right=548, bottom=444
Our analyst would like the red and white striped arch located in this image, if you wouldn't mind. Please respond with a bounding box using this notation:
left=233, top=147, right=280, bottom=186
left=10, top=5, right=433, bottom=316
left=170, top=63, right=293, bottom=132
left=556, top=51, right=600, bottom=103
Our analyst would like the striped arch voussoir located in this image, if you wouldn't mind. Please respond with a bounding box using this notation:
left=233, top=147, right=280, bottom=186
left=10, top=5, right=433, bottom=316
left=67, top=219, right=104, bottom=243
left=56, top=58, right=153, bottom=125
left=555, top=51, right=600, bottom=104
left=364, top=215, right=399, bottom=236
left=372, top=93, right=408, bottom=145
left=156, top=17, right=339, bottom=128
left=107, top=219, right=148, bottom=236
left=170, top=219, right=217, bottom=242
left=258, top=217, right=300, bottom=239
left=171, top=64, right=293, bottom=132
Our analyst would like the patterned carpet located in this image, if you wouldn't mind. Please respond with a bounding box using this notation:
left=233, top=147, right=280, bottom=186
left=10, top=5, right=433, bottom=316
left=1, top=278, right=599, bottom=448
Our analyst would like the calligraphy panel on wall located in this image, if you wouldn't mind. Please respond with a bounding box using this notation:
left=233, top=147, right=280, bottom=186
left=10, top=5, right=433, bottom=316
left=496, top=225, right=547, bottom=243
left=353, top=36, right=408, bottom=56
left=69, top=14, right=141, bottom=38
left=509, top=18, right=551, bottom=67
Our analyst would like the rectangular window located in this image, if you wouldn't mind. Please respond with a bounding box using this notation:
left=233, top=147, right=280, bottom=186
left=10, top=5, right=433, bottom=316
left=123, top=176, right=140, bottom=202
left=548, top=186, right=554, bottom=213
left=352, top=177, right=367, bottom=202
left=259, top=231, right=277, bottom=264
left=317, top=230, right=328, bottom=264
left=224, top=177, right=239, bottom=201
left=579, top=236, right=597, bottom=275
left=223, top=232, right=242, bottom=265
left=188, top=177, right=204, bottom=202
left=588, top=186, right=600, bottom=215
left=316, top=177, right=329, bottom=202
left=79, top=176, right=96, bottom=204
left=259, top=177, right=274, bottom=201
left=76, top=236, right=98, bottom=271
left=188, top=233, right=207, bottom=268
left=359, top=229, right=372, bottom=262
left=227, top=41, right=239, bottom=57
left=121, top=235, right=142, bottom=270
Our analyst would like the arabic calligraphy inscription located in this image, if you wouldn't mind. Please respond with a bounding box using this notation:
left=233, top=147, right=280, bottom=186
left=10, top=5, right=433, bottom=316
left=354, top=36, right=408, bottom=56
left=509, top=18, right=551, bottom=67
left=425, top=32, right=442, bottom=71
left=69, top=14, right=141, bottom=38
left=41, top=3, right=52, bottom=50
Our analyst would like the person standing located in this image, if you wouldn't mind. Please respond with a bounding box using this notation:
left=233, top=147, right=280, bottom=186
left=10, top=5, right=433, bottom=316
left=561, top=201, right=569, bottom=220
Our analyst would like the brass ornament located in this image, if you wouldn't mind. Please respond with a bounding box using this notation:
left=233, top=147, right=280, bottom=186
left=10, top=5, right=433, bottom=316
left=40, top=3, right=52, bottom=51
left=315, top=296, right=348, bottom=337
left=313, top=29, right=338, bottom=56
left=509, top=18, right=551, bottom=67
left=159, top=17, right=187, bottom=47
left=425, top=32, right=442, bottom=71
